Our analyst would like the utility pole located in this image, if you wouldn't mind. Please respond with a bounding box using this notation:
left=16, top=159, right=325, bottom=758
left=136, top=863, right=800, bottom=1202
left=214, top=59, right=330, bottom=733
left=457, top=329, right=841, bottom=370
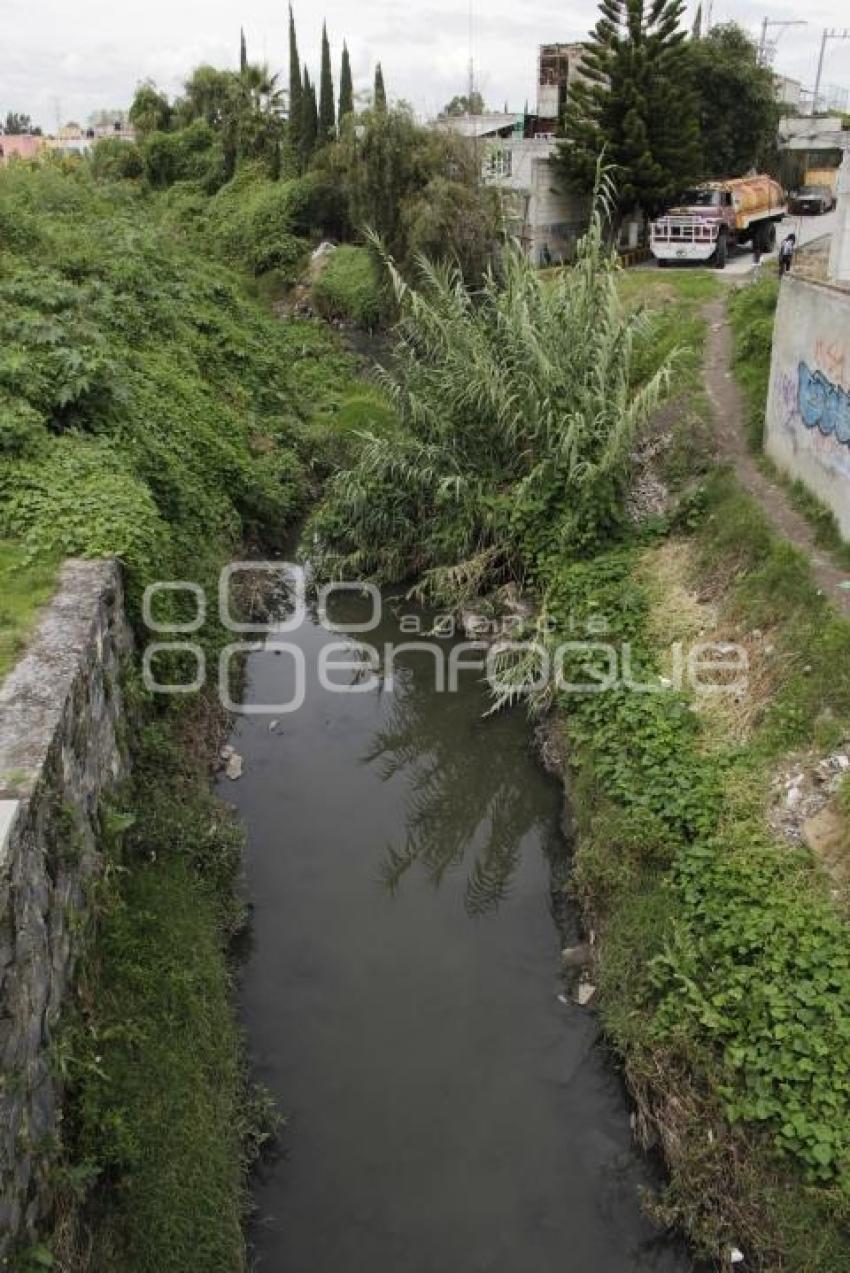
left=758, top=17, right=808, bottom=67
left=814, top=29, right=850, bottom=114
left=467, top=0, right=475, bottom=113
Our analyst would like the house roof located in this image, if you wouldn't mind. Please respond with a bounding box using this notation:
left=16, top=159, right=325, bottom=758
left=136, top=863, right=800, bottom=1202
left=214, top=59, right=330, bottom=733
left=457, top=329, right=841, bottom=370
left=435, top=112, right=522, bottom=139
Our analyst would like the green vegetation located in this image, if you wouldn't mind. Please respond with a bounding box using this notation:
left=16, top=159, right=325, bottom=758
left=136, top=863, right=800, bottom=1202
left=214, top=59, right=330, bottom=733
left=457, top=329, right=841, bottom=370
left=310, top=182, right=673, bottom=594
left=0, top=161, right=349, bottom=616
left=552, top=476, right=850, bottom=1267
left=55, top=717, right=274, bottom=1273
left=556, top=0, right=701, bottom=215
left=309, top=214, right=850, bottom=1262
left=123, top=17, right=501, bottom=292
left=557, top=3, right=785, bottom=216
left=0, top=539, right=58, bottom=681
left=311, top=245, right=387, bottom=328
left=0, top=155, right=353, bottom=1270
left=728, top=276, right=779, bottom=449
left=687, top=24, right=781, bottom=177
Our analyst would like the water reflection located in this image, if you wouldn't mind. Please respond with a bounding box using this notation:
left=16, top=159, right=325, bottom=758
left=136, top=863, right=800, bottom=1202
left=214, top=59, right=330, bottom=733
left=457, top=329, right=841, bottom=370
left=364, top=652, right=558, bottom=917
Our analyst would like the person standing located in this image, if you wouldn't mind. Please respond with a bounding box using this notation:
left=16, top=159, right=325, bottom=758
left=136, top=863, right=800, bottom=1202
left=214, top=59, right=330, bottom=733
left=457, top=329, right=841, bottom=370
left=779, top=232, right=796, bottom=277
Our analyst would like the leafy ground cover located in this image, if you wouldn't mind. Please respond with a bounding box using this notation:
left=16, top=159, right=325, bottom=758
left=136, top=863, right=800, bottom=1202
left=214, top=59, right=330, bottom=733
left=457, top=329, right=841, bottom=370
left=310, top=244, right=387, bottom=329
left=544, top=478, right=850, bottom=1268
left=0, top=539, right=58, bottom=681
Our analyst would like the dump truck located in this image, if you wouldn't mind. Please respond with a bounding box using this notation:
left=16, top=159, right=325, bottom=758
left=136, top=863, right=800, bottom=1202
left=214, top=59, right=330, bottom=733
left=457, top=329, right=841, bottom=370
left=650, top=175, right=787, bottom=269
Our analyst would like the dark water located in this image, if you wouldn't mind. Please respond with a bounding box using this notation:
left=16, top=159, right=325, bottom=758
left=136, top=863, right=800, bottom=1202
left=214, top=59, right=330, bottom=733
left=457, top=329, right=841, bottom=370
left=225, top=583, right=690, bottom=1273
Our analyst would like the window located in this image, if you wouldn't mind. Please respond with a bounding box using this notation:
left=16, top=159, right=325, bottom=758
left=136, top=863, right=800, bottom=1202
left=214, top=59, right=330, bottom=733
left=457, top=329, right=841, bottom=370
left=483, top=148, right=512, bottom=180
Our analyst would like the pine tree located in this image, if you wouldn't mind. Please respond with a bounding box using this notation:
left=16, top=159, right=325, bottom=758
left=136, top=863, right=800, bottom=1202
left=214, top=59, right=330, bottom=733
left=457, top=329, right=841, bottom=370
left=318, top=21, right=335, bottom=142
left=240, top=27, right=247, bottom=73
left=374, top=62, right=387, bottom=112
left=692, top=4, right=703, bottom=39
left=338, top=41, right=354, bottom=124
left=301, top=66, right=318, bottom=165
left=288, top=5, right=303, bottom=157
left=555, top=0, right=701, bottom=216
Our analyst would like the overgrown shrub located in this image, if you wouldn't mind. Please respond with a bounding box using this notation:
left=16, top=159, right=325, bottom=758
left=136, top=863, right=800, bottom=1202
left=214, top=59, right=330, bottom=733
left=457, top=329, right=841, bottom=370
left=204, top=168, right=311, bottom=276
left=310, top=245, right=387, bottom=328
left=309, top=182, right=674, bottom=595
left=728, top=276, right=778, bottom=449
left=91, top=138, right=144, bottom=182
left=0, top=162, right=351, bottom=616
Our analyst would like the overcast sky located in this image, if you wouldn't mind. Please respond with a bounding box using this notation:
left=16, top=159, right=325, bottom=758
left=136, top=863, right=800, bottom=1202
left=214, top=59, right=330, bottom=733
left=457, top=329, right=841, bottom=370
left=5, top=0, right=850, bottom=131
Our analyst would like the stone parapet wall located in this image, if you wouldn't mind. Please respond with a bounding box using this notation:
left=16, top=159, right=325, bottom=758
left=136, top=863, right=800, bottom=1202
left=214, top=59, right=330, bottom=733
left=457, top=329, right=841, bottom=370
left=0, top=559, right=131, bottom=1255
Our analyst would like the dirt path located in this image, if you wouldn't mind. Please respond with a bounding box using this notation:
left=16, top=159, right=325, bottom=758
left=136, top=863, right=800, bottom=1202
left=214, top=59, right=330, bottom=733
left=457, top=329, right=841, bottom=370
left=701, top=295, right=850, bottom=617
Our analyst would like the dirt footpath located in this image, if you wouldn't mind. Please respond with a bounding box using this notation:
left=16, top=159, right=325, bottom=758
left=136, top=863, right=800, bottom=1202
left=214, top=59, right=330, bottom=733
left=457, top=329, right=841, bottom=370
left=701, top=294, right=850, bottom=617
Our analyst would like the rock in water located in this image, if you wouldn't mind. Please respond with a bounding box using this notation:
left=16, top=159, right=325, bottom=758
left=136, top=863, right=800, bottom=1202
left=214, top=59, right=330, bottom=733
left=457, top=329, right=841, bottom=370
left=561, top=943, right=592, bottom=969
left=225, top=752, right=244, bottom=781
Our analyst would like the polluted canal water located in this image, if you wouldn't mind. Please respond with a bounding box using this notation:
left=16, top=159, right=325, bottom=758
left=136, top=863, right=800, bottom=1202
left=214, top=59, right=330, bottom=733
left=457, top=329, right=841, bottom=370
left=223, top=571, right=691, bottom=1272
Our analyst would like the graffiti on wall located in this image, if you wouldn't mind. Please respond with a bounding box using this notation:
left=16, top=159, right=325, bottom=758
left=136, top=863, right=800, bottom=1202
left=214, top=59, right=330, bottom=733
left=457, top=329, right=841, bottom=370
left=798, top=362, right=850, bottom=444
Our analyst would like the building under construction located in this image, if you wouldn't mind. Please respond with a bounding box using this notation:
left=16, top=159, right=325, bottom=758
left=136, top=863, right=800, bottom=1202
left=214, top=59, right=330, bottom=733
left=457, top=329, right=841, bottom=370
left=536, top=43, right=588, bottom=125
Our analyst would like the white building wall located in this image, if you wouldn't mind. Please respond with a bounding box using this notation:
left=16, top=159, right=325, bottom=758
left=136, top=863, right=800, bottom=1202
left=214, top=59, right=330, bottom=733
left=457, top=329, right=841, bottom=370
left=482, top=137, right=588, bottom=264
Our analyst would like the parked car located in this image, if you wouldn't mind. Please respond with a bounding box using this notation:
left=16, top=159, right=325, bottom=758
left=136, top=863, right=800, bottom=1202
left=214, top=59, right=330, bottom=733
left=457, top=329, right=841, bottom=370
left=789, top=184, right=836, bottom=216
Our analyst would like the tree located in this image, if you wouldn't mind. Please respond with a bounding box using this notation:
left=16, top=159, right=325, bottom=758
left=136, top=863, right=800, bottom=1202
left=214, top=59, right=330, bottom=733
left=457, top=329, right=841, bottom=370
left=3, top=111, right=39, bottom=135
left=288, top=5, right=303, bottom=159
left=403, top=175, right=502, bottom=284
left=691, top=4, right=702, bottom=39
left=374, top=63, right=387, bottom=112
left=240, top=27, right=248, bottom=74
left=555, top=0, right=701, bottom=216
left=319, top=22, right=335, bottom=143
left=338, top=42, right=354, bottom=124
left=301, top=67, right=318, bottom=166
left=686, top=23, right=782, bottom=177
left=442, top=92, right=485, bottom=117
left=128, top=82, right=172, bottom=136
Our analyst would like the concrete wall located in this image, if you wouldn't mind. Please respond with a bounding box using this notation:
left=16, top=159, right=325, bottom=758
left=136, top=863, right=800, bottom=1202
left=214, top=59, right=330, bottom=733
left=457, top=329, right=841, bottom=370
left=765, top=275, right=850, bottom=539
left=0, top=559, right=131, bottom=1255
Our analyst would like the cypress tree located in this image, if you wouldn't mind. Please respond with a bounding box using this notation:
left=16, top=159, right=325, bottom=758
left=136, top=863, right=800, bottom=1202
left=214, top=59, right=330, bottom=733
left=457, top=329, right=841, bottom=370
left=338, top=41, right=354, bottom=124
left=555, top=0, right=701, bottom=217
left=301, top=66, right=318, bottom=165
left=288, top=5, right=303, bottom=157
left=240, top=27, right=247, bottom=73
left=318, top=21, right=335, bottom=142
left=374, top=62, right=387, bottom=112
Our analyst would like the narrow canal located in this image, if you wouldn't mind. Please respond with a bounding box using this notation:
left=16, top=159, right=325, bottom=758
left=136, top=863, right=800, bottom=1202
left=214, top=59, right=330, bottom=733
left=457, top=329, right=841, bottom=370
left=224, top=576, right=690, bottom=1272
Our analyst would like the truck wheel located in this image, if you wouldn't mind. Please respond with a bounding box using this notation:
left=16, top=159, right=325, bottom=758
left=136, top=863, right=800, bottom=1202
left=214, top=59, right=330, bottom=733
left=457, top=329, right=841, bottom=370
left=714, top=232, right=728, bottom=270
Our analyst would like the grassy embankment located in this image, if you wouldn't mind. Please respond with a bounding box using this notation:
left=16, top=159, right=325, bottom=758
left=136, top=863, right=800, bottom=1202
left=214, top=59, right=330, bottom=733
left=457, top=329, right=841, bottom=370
left=0, top=160, right=356, bottom=1272
left=0, top=540, right=59, bottom=681
left=548, top=270, right=850, bottom=1268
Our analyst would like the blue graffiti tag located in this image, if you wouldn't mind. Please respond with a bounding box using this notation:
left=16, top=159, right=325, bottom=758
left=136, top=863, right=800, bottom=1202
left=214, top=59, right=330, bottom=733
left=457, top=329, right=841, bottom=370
left=798, top=362, right=850, bottom=445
